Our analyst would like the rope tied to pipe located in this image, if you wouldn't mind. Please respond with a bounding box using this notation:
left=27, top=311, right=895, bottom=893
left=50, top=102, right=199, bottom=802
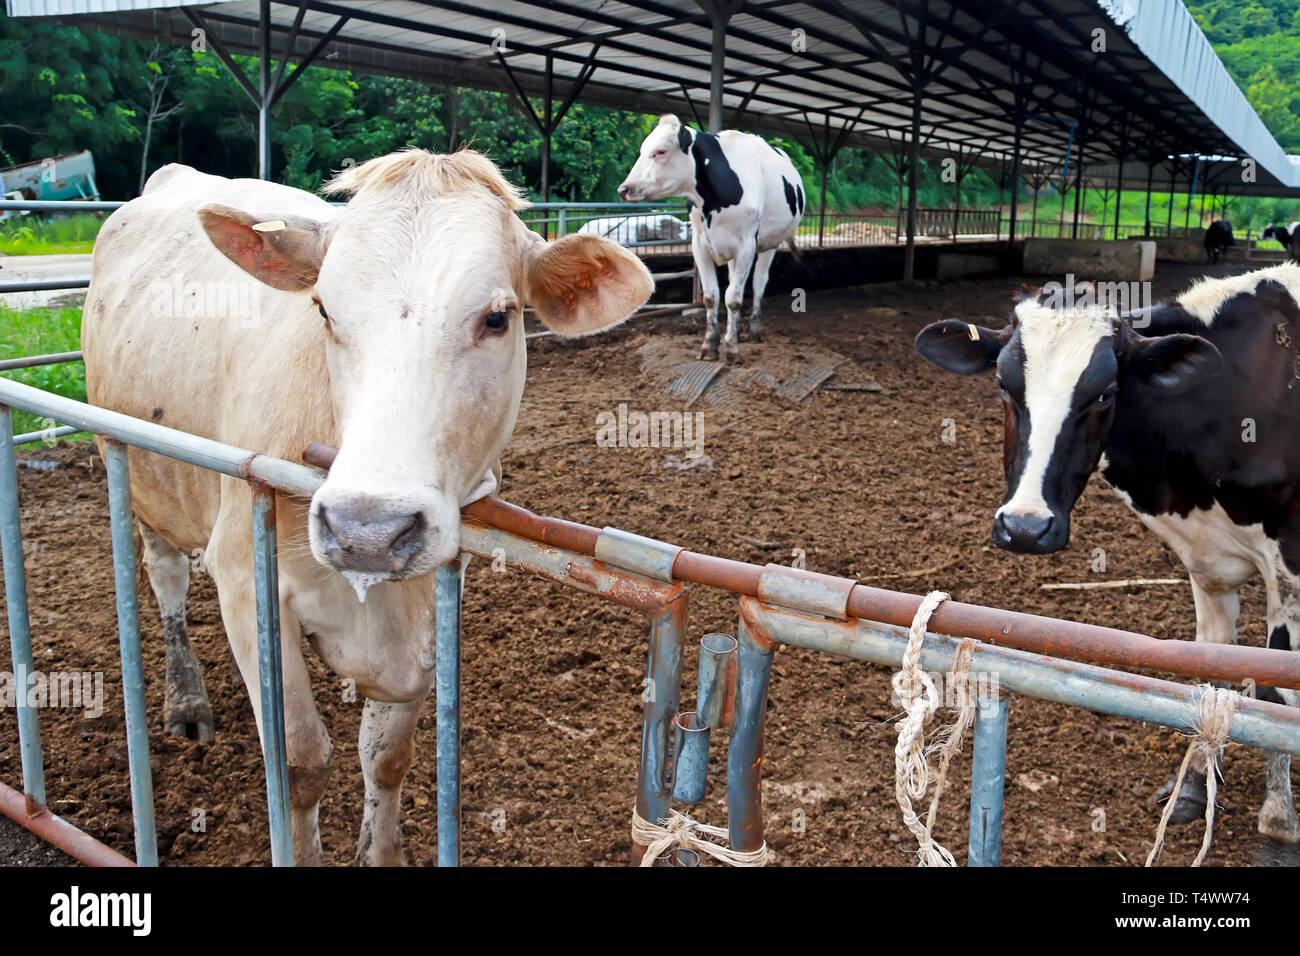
left=631, top=809, right=768, bottom=867
left=1146, top=683, right=1240, bottom=867
left=892, top=589, right=980, bottom=867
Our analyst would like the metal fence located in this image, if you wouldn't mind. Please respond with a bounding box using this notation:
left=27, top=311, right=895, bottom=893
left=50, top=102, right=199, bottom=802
left=4, top=374, right=1300, bottom=866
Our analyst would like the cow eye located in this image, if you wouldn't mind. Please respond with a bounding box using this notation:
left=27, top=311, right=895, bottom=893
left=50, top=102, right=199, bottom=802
left=1097, top=387, right=1116, bottom=406
left=653, top=148, right=667, bottom=159
left=484, top=310, right=510, bottom=334
left=316, top=303, right=330, bottom=324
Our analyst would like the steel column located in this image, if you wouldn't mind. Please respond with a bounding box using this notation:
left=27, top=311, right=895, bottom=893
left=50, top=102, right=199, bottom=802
left=967, top=693, right=1009, bottom=866
left=903, top=87, right=921, bottom=283
left=435, top=561, right=463, bottom=867
left=726, top=615, right=776, bottom=854
left=0, top=405, right=44, bottom=808
left=251, top=483, right=293, bottom=865
left=104, top=441, right=157, bottom=866
left=258, top=0, right=271, bottom=180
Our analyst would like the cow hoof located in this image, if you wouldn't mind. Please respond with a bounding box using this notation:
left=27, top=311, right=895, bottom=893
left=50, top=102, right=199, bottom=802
left=165, top=697, right=215, bottom=744
left=1148, top=770, right=1207, bottom=824
left=723, top=345, right=743, bottom=365
left=700, top=345, right=719, bottom=361
left=1258, top=793, right=1300, bottom=844
left=749, top=330, right=763, bottom=343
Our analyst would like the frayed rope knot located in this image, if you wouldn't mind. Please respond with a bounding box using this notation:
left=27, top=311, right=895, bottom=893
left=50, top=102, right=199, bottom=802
left=892, top=590, right=980, bottom=867
left=631, top=809, right=768, bottom=867
left=1146, top=683, right=1240, bottom=867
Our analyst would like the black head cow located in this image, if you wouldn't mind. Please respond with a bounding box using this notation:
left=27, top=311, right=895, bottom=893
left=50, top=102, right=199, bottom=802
left=915, top=264, right=1300, bottom=847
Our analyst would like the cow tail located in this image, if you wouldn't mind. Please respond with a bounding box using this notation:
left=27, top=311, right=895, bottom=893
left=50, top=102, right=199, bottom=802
left=784, top=235, right=807, bottom=267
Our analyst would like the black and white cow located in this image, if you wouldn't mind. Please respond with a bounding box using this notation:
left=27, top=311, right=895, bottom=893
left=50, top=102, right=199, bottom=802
left=1204, top=219, right=1234, bottom=264
left=914, top=263, right=1300, bottom=846
left=1262, top=222, right=1300, bottom=262
left=618, top=114, right=804, bottom=363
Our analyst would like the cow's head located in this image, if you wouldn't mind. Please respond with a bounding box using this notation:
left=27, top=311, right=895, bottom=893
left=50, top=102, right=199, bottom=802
left=914, top=289, right=1221, bottom=554
left=199, top=149, right=652, bottom=595
left=618, top=114, right=699, bottom=203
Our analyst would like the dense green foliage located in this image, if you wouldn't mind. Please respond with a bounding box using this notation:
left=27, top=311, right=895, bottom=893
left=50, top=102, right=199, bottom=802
left=0, top=303, right=86, bottom=435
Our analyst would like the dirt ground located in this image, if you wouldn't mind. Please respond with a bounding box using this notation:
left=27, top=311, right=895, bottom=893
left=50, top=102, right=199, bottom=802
left=0, top=259, right=1294, bottom=867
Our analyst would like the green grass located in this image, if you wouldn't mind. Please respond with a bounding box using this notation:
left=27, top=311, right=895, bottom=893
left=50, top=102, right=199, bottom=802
left=0, top=214, right=104, bottom=256
left=0, top=303, right=87, bottom=439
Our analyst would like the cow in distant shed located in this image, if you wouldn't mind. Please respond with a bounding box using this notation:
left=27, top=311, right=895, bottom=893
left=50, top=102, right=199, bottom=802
left=1204, top=219, right=1234, bottom=264
left=617, top=114, right=804, bottom=363
left=1262, top=222, right=1300, bottom=261
left=914, top=263, right=1300, bottom=850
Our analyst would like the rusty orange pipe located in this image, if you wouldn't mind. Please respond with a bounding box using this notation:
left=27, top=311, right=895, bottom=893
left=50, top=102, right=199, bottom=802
left=0, top=779, right=134, bottom=866
left=301, top=442, right=1300, bottom=689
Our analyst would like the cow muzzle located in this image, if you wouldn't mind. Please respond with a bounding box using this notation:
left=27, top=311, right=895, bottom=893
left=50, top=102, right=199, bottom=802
left=617, top=183, right=644, bottom=201
left=317, top=501, right=428, bottom=575
left=992, top=509, right=1067, bottom=554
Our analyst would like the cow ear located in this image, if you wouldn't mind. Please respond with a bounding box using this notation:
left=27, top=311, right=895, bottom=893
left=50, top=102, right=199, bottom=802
left=523, top=233, right=654, bottom=335
left=198, top=203, right=327, bottom=292
left=1127, top=333, right=1222, bottom=392
left=915, top=320, right=1007, bottom=375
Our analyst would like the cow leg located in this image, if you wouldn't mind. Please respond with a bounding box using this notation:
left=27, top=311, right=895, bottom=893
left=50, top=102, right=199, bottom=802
left=207, top=508, right=333, bottom=866
left=1257, top=563, right=1300, bottom=843
left=139, top=522, right=213, bottom=743
left=356, top=695, right=428, bottom=866
left=722, top=242, right=758, bottom=365
left=694, top=232, right=722, bottom=361
left=747, top=248, right=776, bottom=343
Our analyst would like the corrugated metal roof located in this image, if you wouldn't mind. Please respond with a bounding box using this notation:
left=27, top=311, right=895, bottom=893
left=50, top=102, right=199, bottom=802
left=8, top=0, right=1298, bottom=194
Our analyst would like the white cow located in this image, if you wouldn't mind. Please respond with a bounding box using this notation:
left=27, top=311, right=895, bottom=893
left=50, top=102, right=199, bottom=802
left=81, top=150, right=651, bottom=864
left=577, top=213, right=688, bottom=246
left=618, top=114, right=804, bottom=363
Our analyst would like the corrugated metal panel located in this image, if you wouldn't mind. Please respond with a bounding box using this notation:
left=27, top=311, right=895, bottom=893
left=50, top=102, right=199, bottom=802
left=1099, top=0, right=1300, bottom=189
left=6, top=0, right=227, bottom=14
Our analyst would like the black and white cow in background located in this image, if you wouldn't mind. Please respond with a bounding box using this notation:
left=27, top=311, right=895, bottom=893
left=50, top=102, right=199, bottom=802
left=914, top=263, right=1300, bottom=849
left=618, top=114, right=804, bottom=363
left=1204, top=219, right=1234, bottom=264
left=1262, top=222, right=1300, bottom=261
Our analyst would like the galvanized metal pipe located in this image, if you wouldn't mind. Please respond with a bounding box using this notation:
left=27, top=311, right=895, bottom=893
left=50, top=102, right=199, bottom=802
left=12, top=425, right=80, bottom=446
left=697, top=632, right=736, bottom=729
left=0, top=280, right=91, bottom=294
left=0, top=351, right=83, bottom=372
left=670, top=712, right=709, bottom=805
left=0, top=406, right=44, bottom=807
left=0, top=378, right=323, bottom=499
left=635, top=598, right=689, bottom=857
left=967, top=694, right=1009, bottom=867
left=103, top=441, right=157, bottom=866
left=726, top=615, right=776, bottom=854
left=739, top=599, right=1300, bottom=758
left=251, top=484, right=293, bottom=866
left=435, top=562, right=463, bottom=867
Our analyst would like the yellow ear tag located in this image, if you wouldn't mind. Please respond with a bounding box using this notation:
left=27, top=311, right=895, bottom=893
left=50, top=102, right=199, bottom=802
left=252, top=220, right=286, bottom=232
left=967, top=323, right=980, bottom=341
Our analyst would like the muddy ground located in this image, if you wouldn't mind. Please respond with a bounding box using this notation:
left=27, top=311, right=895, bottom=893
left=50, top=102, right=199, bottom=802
left=0, top=260, right=1292, bottom=867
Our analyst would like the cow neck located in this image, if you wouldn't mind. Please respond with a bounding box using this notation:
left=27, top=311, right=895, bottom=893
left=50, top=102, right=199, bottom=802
left=689, top=131, right=743, bottom=227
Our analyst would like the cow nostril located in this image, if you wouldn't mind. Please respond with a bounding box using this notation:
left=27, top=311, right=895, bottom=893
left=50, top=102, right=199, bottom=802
left=389, top=513, right=424, bottom=559
left=319, top=506, right=346, bottom=552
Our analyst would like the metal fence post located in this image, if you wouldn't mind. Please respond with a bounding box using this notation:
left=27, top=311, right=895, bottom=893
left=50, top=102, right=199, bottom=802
left=0, top=405, right=45, bottom=810
left=727, top=611, right=776, bottom=855
left=967, top=692, right=1010, bottom=866
left=632, top=594, right=688, bottom=862
left=103, top=440, right=158, bottom=866
left=250, top=482, right=293, bottom=866
left=435, top=561, right=463, bottom=867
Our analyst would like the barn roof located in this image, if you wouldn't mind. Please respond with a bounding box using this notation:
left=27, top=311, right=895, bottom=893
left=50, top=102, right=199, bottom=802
left=8, top=0, right=1300, bottom=196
